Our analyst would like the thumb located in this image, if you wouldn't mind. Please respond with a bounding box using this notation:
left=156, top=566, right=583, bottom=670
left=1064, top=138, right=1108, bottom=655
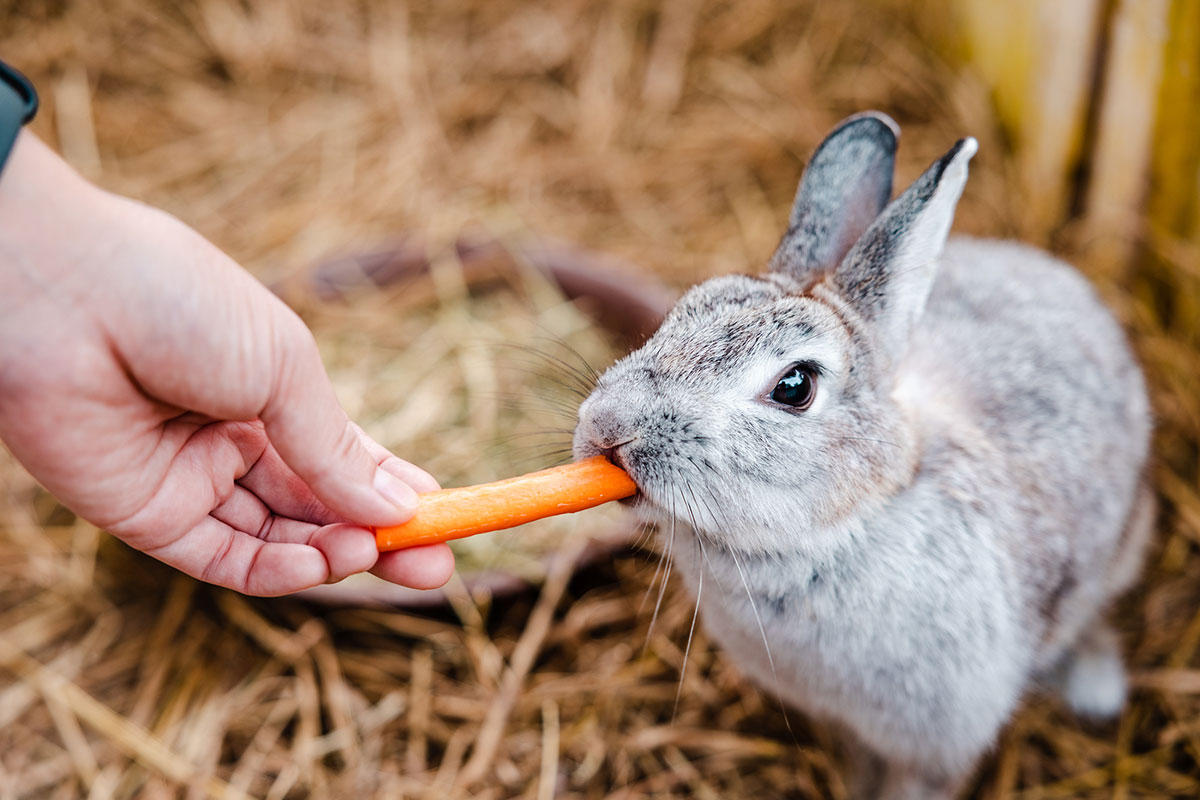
left=260, top=311, right=420, bottom=526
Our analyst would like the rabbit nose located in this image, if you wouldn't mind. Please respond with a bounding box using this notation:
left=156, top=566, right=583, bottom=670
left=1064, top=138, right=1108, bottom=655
left=579, top=404, right=637, bottom=461
left=595, top=438, right=637, bottom=471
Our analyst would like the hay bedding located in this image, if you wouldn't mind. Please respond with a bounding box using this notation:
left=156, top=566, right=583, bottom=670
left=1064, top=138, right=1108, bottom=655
left=300, top=255, right=631, bottom=586
left=1, top=0, right=1199, bottom=797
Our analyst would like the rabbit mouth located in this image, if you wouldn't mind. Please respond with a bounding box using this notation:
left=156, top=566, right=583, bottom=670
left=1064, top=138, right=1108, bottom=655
left=623, top=481, right=708, bottom=533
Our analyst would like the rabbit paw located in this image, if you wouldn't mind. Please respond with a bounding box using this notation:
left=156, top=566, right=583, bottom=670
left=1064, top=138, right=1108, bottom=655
left=1059, top=623, right=1127, bottom=719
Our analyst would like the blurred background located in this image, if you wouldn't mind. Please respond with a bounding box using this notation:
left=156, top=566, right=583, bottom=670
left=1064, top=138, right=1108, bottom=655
left=1, top=0, right=1198, bottom=797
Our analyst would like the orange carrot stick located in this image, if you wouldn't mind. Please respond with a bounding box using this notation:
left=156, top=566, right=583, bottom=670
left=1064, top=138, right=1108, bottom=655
left=374, top=456, right=638, bottom=551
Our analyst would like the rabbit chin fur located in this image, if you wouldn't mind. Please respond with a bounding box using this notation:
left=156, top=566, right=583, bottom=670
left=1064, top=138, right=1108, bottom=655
left=574, top=113, right=1152, bottom=799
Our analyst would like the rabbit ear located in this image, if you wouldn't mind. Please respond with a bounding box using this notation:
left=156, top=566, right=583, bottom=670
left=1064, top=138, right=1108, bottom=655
left=769, top=111, right=899, bottom=280
left=832, top=137, right=978, bottom=367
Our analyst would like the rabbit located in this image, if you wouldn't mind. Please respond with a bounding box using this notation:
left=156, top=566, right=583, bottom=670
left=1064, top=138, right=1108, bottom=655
left=573, top=111, right=1153, bottom=799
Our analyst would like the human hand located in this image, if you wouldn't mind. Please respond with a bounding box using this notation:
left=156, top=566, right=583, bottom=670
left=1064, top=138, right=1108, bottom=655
left=0, top=132, right=454, bottom=595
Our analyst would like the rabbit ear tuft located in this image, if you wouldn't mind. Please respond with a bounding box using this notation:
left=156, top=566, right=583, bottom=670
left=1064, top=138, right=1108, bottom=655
left=832, top=137, right=977, bottom=369
left=769, top=111, right=899, bottom=281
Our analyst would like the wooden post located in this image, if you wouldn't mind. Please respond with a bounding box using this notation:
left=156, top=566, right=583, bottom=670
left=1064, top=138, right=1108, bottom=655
left=955, top=0, right=1198, bottom=282
left=956, top=0, right=1104, bottom=240
left=1084, top=0, right=1170, bottom=277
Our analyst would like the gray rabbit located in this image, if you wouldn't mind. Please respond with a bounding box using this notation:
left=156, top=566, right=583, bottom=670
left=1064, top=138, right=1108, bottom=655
left=574, top=112, right=1153, bottom=799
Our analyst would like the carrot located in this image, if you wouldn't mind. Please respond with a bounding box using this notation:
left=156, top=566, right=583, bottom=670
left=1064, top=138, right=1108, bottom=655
left=374, top=456, right=638, bottom=551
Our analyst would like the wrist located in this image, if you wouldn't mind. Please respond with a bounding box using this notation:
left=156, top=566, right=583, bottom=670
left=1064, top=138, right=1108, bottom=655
left=0, top=130, right=108, bottom=232
left=0, top=131, right=128, bottom=394
left=0, top=131, right=126, bottom=288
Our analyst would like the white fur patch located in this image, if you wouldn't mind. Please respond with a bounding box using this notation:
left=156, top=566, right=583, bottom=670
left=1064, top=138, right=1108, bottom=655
left=1062, top=647, right=1127, bottom=719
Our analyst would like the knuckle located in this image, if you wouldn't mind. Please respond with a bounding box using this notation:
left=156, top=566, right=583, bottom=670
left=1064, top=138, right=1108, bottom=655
left=301, top=422, right=364, bottom=491
left=199, top=532, right=238, bottom=586
left=330, top=422, right=368, bottom=475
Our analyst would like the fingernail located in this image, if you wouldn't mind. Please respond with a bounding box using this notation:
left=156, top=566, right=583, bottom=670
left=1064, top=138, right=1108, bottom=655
left=373, top=468, right=418, bottom=513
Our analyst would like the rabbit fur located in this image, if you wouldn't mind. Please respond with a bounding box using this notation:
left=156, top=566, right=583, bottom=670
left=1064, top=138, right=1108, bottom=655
left=573, top=112, right=1153, bottom=799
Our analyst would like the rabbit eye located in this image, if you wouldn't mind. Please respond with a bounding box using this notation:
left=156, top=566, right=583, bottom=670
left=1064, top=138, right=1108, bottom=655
left=770, top=364, right=817, bottom=410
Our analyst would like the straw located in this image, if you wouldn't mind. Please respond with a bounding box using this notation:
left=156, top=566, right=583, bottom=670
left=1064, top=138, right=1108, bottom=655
left=1, top=0, right=1198, bottom=797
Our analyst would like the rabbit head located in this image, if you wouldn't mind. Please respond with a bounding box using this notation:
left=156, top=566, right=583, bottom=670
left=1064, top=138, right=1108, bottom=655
left=574, top=112, right=977, bottom=557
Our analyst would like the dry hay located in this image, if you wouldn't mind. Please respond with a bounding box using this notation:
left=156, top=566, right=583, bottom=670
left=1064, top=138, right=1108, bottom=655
left=1, top=0, right=1198, bottom=798
left=298, top=251, right=630, bottom=590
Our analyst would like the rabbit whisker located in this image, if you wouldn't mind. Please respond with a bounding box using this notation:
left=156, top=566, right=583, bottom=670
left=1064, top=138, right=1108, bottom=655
left=486, top=392, right=582, bottom=419
left=673, top=482, right=727, bottom=720
left=684, top=474, right=806, bottom=753
left=490, top=359, right=593, bottom=400
left=630, top=519, right=657, bottom=556
left=491, top=342, right=599, bottom=395
left=489, top=438, right=573, bottom=455
left=838, top=435, right=903, bottom=450
left=727, top=544, right=801, bottom=747
left=490, top=445, right=575, bottom=470
left=526, top=450, right=576, bottom=467
left=684, top=481, right=729, bottom=599
left=637, top=525, right=669, bottom=616
left=643, top=497, right=678, bottom=658
left=488, top=428, right=575, bottom=445
left=673, top=548, right=703, bottom=722
left=527, top=334, right=602, bottom=385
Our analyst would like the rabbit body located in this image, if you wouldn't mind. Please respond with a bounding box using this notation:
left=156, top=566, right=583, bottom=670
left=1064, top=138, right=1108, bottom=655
left=660, top=237, right=1150, bottom=795
left=574, top=114, right=1151, bottom=798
